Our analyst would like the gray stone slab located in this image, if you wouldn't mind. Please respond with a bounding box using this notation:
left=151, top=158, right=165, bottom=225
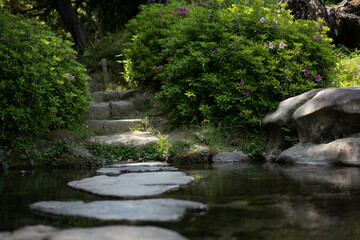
left=86, top=102, right=111, bottom=120
left=0, top=225, right=187, bottom=240
left=89, top=131, right=159, bottom=149
left=67, top=172, right=194, bottom=198
left=110, top=161, right=168, bottom=167
left=102, top=119, right=142, bottom=133
left=29, top=198, right=207, bottom=222
left=110, top=101, right=134, bottom=119
left=97, top=166, right=178, bottom=175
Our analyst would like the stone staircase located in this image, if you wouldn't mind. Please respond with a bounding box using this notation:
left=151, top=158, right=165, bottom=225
left=84, top=89, right=159, bottom=149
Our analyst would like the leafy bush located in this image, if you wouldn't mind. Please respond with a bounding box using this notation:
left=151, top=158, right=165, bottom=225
left=0, top=9, right=91, bottom=144
left=122, top=1, right=338, bottom=125
left=332, top=50, right=360, bottom=87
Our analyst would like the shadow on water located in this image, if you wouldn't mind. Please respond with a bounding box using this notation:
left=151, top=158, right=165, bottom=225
left=1, top=162, right=360, bottom=239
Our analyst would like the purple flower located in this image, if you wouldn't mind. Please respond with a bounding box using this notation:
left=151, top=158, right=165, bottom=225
left=264, top=43, right=268, bottom=49
left=304, top=70, right=310, bottom=76
left=169, top=12, right=176, bottom=16
left=214, top=46, right=220, bottom=53
left=272, top=18, right=278, bottom=24
left=166, top=55, right=170, bottom=60
left=237, top=80, right=244, bottom=87
left=68, top=74, right=74, bottom=79
left=260, top=17, right=267, bottom=23
left=339, top=51, right=342, bottom=58
left=246, top=91, right=252, bottom=97
left=315, top=75, right=322, bottom=82
left=274, top=27, right=280, bottom=31
left=9, top=19, right=13, bottom=23
left=155, top=66, right=163, bottom=72
left=158, top=13, right=164, bottom=19
left=279, top=42, right=285, bottom=49
left=314, top=35, right=323, bottom=41
left=26, top=68, right=31, bottom=72
left=269, top=42, right=274, bottom=49
left=179, top=8, right=189, bottom=14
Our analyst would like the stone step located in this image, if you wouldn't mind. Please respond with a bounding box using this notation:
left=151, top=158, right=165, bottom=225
left=86, top=98, right=151, bottom=120
left=91, top=89, right=139, bottom=103
left=88, top=131, right=159, bottom=149
left=85, top=101, right=136, bottom=120
left=84, top=119, right=142, bottom=134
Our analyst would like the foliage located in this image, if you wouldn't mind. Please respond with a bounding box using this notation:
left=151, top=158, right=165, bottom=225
left=122, top=0, right=338, bottom=126
left=87, top=142, right=140, bottom=162
left=332, top=50, right=360, bottom=88
left=0, top=9, right=91, bottom=144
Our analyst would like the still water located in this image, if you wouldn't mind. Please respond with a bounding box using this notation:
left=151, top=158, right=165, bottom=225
left=1, top=162, right=360, bottom=240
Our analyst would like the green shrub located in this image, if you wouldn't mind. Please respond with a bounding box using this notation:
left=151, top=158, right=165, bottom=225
left=122, top=1, right=338, bottom=125
left=0, top=9, right=91, bottom=144
left=332, top=50, right=360, bottom=87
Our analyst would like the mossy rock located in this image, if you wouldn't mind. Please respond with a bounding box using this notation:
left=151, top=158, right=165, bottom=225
left=170, top=145, right=213, bottom=165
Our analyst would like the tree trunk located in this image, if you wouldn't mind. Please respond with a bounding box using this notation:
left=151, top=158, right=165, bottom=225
left=52, top=0, right=90, bottom=53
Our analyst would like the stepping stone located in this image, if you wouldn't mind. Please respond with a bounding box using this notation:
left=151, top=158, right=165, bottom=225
left=89, top=131, right=159, bottom=149
left=110, top=161, right=168, bottom=167
left=85, top=102, right=111, bottom=120
left=97, top=166, right=178, bottom=175
left=1, top=225, right=188, bottom=240
left=68, top=172, right=194, bottom=198
left=29, top=198, right=207, bottom=221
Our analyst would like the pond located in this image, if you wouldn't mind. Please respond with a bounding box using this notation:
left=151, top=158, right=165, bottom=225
left=1, top=162, right=360, bottom=239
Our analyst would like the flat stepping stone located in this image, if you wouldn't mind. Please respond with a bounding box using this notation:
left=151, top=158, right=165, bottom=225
left=1, top=225, right=187, bottom=240
left=110, top=161, right=168, bottom=167
left=97, top=166, right=178, bottom=175
left=68, top=172, right=194, bottom=198
left=89, top=131, right=159, bottom=149
left=91, top=89, right=139, bottom=103
left=98, top=161, right=176, bottom=174
left=29, top=198, right=207, bottom=222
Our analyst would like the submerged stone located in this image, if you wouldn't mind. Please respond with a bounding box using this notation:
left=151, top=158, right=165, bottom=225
left=0, top=225, right=188, bottom=240
left=67, top=172, right=194, bottom=198
left=29, top=198, right=207, bottom=222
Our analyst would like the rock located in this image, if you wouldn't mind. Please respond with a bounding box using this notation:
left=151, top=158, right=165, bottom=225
left=212, top=151, right=250, bottom=163
left=44, top=129, right=83, bottom=143
left=171, top=145, right=212, bottom=165
left=67, top=171, right=194, bottom=198
left=85, top=103, right=111, bottom=120
left=0, top=225, right=58, bottom=240
left=29, top=199, right=207, bottom=222
left=85, top=119, right=142, bottom=134
left=110, top=101, right=135, bottom=119
left=293, top=87, right=360, bottom=143
left=277, top=137, right=360, bottom=166
left=263, top=87, right=360, bottom=162
left=262, top=89, right=322, bottom=161
left=281, top=0, right=360, bottom=49
left=110, top=161, right=168, bottom=167
left=279, top=0, right=329, bottom=24
left=97, top=166, right=178, bottom=175
left=0, top=225, right=188, bottom=240
left=194, top=132, right=205, bottom=142
left=88, top=131, right=159, bottom=150
left=327, top=0, right=360, bottom=48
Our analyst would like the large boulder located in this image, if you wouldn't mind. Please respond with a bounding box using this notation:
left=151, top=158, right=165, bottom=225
left=263, top=87, right=360, bottom=165
left=281, top=0, right=360, bottom=48
left=327, top=0, right=360, bottom=48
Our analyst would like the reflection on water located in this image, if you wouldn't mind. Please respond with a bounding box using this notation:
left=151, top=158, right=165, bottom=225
left=1, top=163, right=360, bottom=239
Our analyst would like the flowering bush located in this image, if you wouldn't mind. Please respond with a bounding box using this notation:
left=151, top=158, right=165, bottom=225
left=0, top=9, right=91, bottom=143
left=122, top=1, right=338, bottom=125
